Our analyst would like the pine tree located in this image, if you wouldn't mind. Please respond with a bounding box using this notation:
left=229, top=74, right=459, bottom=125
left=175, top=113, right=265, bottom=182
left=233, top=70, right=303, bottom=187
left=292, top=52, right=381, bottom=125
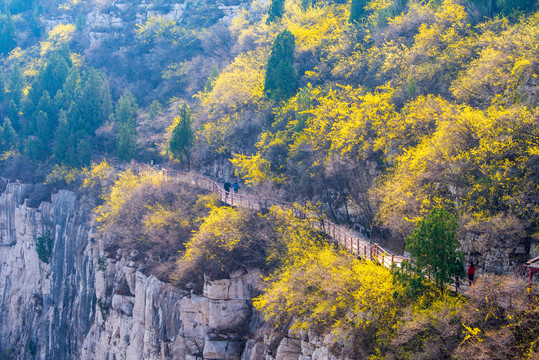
left=79, top=68, right=105, bottom=133
left=0, top=13, right=16, bottom=55
left=267, top=0, right=285, bottom=24
left=264, top=30, right=299, bottom=101
left=1, top=117, right=16, bottom=151
left=117, top=123, right=136, bottom=162
left=35, top=110, right=52, bottom=155
left=37, top=91, right=52, bottom=119
left=403, top=207, right=464, bottom=294
left=115, top=90, right=138, bottom=127
left=349, top=0, right=367, bottom=23
left=169, top=104, right=194, bottom=171
left=7, top=100, right=18, bottom=131
left=8, top=65, right=24, bottom=105
left=115, top=90, right=138, bottom=162
left=76, top=137, right=91, bottom=166
left=100, top=78, right=112, bottom=122
left=54, top=111, right=76, bottom=166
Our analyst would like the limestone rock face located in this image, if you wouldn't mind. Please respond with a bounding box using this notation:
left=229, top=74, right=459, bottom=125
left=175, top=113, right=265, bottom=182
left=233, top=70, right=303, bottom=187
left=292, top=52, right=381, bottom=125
left=0, top=183, right=96, bottom=359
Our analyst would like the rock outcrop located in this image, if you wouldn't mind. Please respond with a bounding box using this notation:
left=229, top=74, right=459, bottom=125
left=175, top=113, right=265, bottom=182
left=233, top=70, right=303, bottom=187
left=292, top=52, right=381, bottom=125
left=0, top=182, right=96, bottom=359
left=0, top=180, right=346, bottom=360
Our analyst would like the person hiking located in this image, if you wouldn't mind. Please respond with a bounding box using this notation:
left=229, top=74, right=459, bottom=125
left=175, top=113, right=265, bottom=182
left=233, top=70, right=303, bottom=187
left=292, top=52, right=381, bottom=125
left=467, top=262, right=476, bottom=285
left=233, top=179, right=239, bottom=194
left=223, top=179, right=231, bottom=201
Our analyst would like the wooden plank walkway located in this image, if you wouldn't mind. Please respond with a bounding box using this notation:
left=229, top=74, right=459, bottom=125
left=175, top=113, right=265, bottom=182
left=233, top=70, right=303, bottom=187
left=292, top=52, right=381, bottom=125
left=136, top=163, right=476, bottom=294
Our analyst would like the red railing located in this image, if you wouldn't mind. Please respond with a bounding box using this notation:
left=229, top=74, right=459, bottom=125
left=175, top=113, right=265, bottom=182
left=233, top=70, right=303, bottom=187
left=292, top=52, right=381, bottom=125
left=135, top=163, right=413, bottom=271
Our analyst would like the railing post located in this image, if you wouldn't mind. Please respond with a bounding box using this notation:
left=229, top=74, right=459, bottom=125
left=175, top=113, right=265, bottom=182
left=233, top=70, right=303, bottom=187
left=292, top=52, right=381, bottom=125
left=391, top=254, right=394, bottom=266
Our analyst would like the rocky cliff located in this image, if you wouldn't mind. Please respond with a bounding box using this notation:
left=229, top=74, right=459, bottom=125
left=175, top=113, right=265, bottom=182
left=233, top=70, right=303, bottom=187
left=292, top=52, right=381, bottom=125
left=0, top=182, right=96, bottom=359
left=0, top=181, right=341, bottom=360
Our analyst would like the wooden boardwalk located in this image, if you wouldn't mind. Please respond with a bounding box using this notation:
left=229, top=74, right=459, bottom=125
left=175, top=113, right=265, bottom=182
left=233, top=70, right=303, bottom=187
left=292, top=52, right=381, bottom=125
left=137, top=163, right=475, bottom=294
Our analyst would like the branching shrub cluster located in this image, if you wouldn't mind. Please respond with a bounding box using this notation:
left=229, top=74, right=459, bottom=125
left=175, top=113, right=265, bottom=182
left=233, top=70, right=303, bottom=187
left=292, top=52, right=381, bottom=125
left=97, top=167, right=214, bottom=280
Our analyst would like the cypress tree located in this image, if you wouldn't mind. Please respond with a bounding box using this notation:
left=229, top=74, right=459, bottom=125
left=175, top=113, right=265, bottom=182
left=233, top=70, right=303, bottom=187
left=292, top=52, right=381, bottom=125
left=349, top=0, right=367, bottom=23
left=76, top=137, right=91, bottom=166
left=7, top=100, right=18, bottom=131
left=54, top=111, right=75, bottom=165
left=8, top=65, right=24, bottom=105
left=1, top=117, right=16, bottom=151
left=0, top=13, right=16, bottom=55
left=264, top=30, right=299, bottom=101
left=169, top=104, right=194, bottom=171
left=267, top=0, right=285, bottom=24
left=117, top=123, right=136, bottom=162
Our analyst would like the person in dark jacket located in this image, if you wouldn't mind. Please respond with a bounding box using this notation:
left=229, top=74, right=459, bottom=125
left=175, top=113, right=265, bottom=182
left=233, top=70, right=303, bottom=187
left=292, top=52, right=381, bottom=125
left=233, top=179, right=239, bottom=194
left=224, top=179, right=231, bottom=200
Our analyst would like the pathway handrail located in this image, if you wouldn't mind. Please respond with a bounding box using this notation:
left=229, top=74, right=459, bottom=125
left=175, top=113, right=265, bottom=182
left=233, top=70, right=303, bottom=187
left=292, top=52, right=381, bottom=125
left=136, top=163, right=412, bottom=271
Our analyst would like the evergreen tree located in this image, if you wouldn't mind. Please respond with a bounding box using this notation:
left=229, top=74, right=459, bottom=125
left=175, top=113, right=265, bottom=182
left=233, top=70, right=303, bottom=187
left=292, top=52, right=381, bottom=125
left=114, top=89, right=138, bottom=162
left=7, top=100, right=18, bottom=130
left=264, top=30, right=299, bottom=101
left=349, top=0, right=367, bottom=23
left=79, top=68, right=105, bottom=133
left=117, top=123, right=136, bottom=162
left=62, top=66, right=81, bottom=106
left=148, top=99, right=162, bottom=121
left=100, top=78, right=112, bottom=122
left=0, top=71, right=5, bottom=102
left=37, top=91, right=52, bottom=119
left=76, top=137, right=91, bottom=166
left=25, top=138, right=40, bottom=161
left=115, top=89, right=138, bottom=126
left=8, top=65, right=23, bottom=105
left=401, top=207, right=464, bottom=294
left=1, top=117, right=16, bottom=151
left=267, top=0, right=285, bottom=24
left=0, top=13, right=16, bottom=55
left=54, top=111, right=76, bottom=165
left=50, top=56, right=69, bottom=96
left=169, top=104, right=194, bottom=171
left=35, top=110, right=52, bottom=155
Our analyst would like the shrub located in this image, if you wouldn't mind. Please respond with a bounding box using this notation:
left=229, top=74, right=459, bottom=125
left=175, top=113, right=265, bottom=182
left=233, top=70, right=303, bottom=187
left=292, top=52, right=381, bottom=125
left=35, top=231, right=53, bottom=264
left=97, top=167, right=212, bottom=281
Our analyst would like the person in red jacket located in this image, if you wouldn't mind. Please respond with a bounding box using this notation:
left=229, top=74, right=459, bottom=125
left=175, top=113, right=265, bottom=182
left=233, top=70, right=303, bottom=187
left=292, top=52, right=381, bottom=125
left=467, top=262, right=476, bottom=285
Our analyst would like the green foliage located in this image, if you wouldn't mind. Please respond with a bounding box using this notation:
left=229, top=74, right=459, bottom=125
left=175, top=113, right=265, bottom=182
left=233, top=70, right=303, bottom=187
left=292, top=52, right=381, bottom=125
left=117, top=123, right=137, bottom=162
left=115, top=90, right=138, bottom=162
left=35, top=231, right=53, bottom=264
left=169, top=104, right=194, bottom=170
left=267, top=0, right=285, bottom=24
left=264, top=30, right=299, bottom=101
left=0, top=13, right=16, bottom=55
left=349, top=0, right=368, bottom=22
left=148, top=99, right=162, bottom=121
left=401, top=207, right=463, bottom=294
left=97, top=254, right=107, bottom=272
left=96, top=297, right=109, bottom=320
left=27, top=340, right=36, bottom=356
left=1, top=117, right=16, bottom=151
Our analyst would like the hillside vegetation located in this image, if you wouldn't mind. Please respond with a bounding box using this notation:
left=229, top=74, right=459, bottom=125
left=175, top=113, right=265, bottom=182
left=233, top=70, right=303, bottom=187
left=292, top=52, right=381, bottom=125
left=1, top=0, right=539, bottom=357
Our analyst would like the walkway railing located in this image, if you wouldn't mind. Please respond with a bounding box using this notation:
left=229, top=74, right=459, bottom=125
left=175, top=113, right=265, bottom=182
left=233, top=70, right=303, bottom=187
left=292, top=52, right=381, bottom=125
left=136, top=163, right=478, bottom=294
left=136, top=163, right=410, bottom=269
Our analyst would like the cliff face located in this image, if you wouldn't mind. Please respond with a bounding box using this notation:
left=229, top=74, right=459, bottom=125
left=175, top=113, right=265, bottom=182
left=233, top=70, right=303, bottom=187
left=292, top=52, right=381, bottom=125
left=0, top=182, right=341, bottom=360
left=0, top=182, right=96, bottom=359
